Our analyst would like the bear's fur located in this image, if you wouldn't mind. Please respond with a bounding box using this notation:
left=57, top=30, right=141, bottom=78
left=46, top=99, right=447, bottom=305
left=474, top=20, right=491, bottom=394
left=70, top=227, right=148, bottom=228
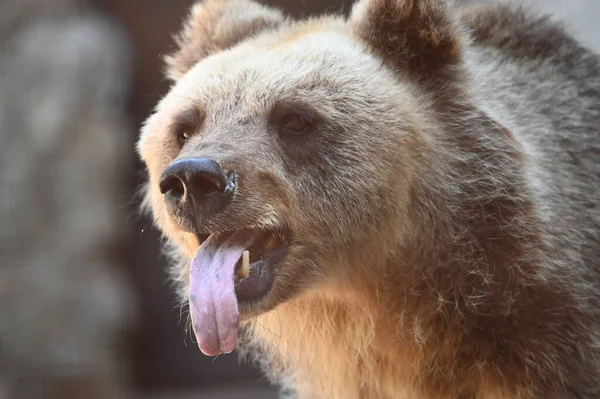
left=137, top=0, right=600, bottom=397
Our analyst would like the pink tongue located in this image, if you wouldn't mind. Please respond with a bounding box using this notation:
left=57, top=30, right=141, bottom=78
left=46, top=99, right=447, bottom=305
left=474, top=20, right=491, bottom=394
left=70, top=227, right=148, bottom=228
left=189, top=231, right=253, bottom=356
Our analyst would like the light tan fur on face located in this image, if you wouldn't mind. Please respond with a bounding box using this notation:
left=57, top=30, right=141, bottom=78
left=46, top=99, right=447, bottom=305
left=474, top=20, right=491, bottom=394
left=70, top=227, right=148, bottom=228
left=138, top=0, right=600, bottom=398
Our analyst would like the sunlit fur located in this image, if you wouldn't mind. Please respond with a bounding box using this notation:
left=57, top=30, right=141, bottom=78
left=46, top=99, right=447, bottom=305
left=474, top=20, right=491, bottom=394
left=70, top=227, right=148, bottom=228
left=137, top=0, right=600, bottom=397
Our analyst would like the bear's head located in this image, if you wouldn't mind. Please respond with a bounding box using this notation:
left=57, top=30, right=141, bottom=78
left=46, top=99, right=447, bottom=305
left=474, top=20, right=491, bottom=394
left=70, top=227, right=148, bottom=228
left=138, top=0, right=514, bottom=356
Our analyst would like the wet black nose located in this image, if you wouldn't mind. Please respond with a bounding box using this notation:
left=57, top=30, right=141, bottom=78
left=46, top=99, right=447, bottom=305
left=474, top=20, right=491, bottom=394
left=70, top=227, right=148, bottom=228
left=159, top=157, right=228, bottom=198
left=159, top=157, right=233, bottom=229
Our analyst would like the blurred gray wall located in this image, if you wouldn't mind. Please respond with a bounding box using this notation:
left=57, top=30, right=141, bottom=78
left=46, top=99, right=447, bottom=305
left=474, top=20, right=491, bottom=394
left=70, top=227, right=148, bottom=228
left=0, top=1, right=135, bottom=398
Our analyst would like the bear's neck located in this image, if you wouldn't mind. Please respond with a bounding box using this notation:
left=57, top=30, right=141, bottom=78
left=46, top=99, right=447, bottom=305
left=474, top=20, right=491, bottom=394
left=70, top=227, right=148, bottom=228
left=246, top=284, right=413, bottom=399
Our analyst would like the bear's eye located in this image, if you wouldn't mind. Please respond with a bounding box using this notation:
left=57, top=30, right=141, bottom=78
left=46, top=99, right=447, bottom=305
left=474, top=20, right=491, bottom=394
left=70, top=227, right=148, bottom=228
left=175, top=128, right=192, bottom=146
left=280, top=113, right=309, bottom=134
left=179, top=131, right=190, bottom=141
left=172, top=108, right=204, bottom=146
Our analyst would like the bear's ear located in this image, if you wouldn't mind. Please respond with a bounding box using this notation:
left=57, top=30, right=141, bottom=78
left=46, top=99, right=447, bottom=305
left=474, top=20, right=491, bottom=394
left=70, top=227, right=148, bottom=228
left=164, top=0, right=286, bottom=81
left=349, top=0, right=463, bottom=82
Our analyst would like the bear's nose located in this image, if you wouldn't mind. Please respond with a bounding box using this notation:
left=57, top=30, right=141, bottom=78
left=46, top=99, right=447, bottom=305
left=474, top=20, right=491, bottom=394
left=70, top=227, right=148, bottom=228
left=159, top=157, right=233, bottom=228
left=159, top=157, right=228, bottom=199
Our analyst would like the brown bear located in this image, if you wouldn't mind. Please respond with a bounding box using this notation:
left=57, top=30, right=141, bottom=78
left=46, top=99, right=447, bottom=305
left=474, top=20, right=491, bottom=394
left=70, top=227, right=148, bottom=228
left=137, top=0, right=600, bottom=397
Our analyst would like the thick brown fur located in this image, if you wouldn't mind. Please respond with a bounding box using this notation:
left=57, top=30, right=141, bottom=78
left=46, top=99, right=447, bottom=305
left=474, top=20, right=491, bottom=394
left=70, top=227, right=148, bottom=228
left=138, top=0, right=600, bottom=397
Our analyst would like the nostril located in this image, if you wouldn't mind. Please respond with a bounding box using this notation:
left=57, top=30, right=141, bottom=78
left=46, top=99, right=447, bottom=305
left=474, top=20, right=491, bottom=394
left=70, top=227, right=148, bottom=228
left=159, top=175, right=185, bottom=199
left=191, top=172, right=225, bottom=194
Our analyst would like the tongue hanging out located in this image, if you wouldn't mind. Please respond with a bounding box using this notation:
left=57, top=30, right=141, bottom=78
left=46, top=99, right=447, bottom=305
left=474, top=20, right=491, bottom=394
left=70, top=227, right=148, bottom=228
left=189, top=229, right=286, bottom=356
left=188, top=231, right=253, bottom=356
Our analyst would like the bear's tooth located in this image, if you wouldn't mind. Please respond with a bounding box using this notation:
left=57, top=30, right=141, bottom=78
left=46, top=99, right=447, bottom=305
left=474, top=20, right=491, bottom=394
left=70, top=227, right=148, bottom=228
left=238, top=250, right=250, bottom=279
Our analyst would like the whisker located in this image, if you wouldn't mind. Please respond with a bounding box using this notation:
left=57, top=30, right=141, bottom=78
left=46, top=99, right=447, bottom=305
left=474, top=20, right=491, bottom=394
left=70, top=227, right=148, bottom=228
left=277, top=308, right=283, bottom=350
left=248, top=75, right=278, bottom=99
left=257, top=320, right=281, bottom=339
left=286, top=301, right=310, bottom=311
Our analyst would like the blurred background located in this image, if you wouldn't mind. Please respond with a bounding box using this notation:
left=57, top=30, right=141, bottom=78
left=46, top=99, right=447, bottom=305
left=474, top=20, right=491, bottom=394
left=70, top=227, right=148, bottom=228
left=0, top=0, right=597, bottom=398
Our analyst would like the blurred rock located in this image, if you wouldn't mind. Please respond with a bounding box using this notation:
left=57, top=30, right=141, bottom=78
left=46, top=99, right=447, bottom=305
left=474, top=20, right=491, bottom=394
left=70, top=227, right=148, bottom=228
left=0, top=1, right=135, bottom=398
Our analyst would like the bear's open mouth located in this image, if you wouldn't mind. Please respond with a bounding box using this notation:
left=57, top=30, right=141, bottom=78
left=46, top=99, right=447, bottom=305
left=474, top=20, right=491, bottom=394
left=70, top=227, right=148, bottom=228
left=188, top=229, right=289, bottom=356
left=194, top=230, right=288, bottom=302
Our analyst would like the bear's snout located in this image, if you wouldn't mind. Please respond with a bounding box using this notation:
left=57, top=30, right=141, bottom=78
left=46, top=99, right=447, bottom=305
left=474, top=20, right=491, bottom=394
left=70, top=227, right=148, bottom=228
left=159, top=157, right=235, bottom=231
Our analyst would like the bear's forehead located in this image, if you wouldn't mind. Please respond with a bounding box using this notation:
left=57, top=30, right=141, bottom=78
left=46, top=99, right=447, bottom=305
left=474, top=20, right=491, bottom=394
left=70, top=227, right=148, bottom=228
left=166, top=23, right=386, bottom=108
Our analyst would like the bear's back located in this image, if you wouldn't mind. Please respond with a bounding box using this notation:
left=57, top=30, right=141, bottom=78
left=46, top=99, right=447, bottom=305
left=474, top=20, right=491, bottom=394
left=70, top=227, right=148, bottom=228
left=463, top=4, right=600, bottom=278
